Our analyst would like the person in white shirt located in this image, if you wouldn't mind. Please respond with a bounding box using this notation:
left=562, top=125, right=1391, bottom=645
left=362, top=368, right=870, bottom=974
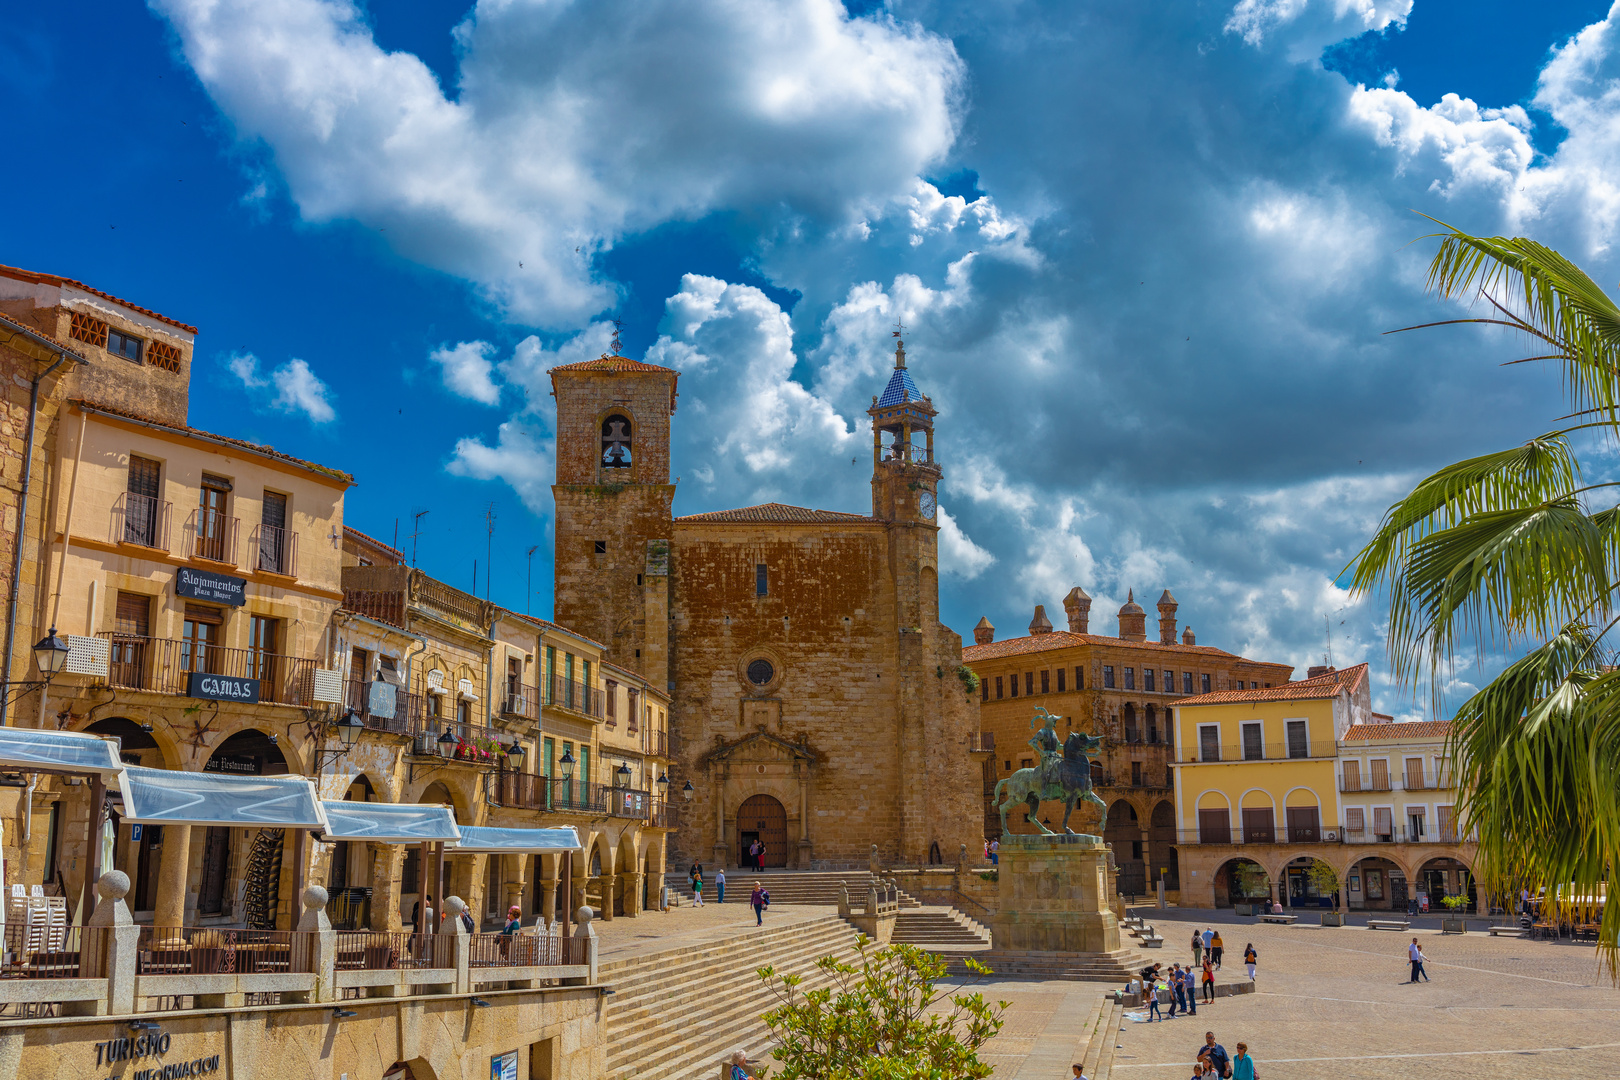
left=1407, top=938, right=1429, bottom=982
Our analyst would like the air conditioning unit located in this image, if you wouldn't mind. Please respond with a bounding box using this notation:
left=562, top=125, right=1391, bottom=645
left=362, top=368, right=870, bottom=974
left=1324, top=831, right=1338, bottom=841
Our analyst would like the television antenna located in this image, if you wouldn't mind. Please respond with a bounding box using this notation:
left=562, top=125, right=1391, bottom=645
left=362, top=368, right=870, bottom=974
left=410, top=510, right=429, bottom=567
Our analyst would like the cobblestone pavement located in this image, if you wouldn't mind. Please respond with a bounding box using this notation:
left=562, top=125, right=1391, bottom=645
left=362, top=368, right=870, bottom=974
left=1108, top=909, right=1620, bottom=1079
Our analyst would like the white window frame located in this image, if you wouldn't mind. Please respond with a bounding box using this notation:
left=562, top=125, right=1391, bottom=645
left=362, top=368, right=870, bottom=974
left=1283, top=717, right=1310, bottom=759
left=1197, top=723, right=1222, bottom=763
left=1239, top=720, right=1264, bottom=760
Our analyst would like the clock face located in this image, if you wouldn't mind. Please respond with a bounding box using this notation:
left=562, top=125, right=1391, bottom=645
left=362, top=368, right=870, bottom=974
left=918, top=490, right=937, bottom=520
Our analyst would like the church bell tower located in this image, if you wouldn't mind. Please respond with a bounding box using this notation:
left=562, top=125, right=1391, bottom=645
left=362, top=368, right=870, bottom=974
left=868, top=334, right=940, bottom=525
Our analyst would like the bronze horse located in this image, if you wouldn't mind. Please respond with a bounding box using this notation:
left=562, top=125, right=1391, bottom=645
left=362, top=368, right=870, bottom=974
left=993, top=729, right=1108, bottom=836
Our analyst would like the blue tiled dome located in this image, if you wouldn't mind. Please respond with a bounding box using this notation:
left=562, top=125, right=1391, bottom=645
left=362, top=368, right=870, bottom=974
left=877, top=367, right=920, bottom=408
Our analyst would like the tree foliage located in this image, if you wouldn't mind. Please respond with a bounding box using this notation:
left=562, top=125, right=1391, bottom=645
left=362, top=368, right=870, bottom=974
left=1347, top=221, right=1620, bottom=976
left=756, top=937, right=1007, bottom=1080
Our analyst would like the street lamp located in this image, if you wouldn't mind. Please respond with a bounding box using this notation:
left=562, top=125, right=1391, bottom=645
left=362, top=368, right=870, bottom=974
left=33, top=627, right=69, bottom=678
left=681, top=779, right=694, bottom=802
left=559, top=748, right=575, bottom=782
left=656, top=773, right=670, bottom=797
left=334, top=708, right=364, bottom=748
left=436, top=727, right=458, bottom=758
left=614, top=761, right=632, bottom=789
left=505, top=738, right=525, bottom=763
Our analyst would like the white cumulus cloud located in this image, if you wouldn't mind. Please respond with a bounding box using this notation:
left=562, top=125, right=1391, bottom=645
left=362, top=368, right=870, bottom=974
left=431, top=341, right=502, bottom=405
left=227, top=352, right=336, bottom=423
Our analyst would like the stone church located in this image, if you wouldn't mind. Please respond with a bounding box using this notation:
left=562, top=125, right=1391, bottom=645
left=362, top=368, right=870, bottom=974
left=549, top=339, right=982, bottom=870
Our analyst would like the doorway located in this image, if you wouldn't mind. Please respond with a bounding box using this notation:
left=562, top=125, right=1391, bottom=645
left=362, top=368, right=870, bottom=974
left=737, top=794, right=788, bottom=868
left=198, top=826, right=231, bottom=915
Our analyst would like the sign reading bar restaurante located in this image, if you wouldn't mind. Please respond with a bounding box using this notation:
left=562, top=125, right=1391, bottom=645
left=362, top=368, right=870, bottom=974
left=175, top=566, right=247, bottom=606
left=186, top=672, right=260, bottom=704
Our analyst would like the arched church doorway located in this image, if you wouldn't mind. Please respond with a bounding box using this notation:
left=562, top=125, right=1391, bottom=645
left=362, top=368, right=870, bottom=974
left=738, top=794, right=788, bottom=868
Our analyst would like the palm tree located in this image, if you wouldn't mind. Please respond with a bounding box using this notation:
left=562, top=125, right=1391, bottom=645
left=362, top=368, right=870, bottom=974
left=1348, top=224, right=1620, bottom=974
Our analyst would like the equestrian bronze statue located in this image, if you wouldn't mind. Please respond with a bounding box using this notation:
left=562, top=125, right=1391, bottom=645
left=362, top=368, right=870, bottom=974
left=992, top=706, right=1108, bottom=837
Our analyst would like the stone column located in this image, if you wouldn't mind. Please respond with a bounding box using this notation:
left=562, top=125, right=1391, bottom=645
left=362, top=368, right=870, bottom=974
left=441, top=896, right=472, bottom=995
left=505, top=853, right=526, bottom=921
left=597, top=874, right=615, bottom=921
left=375, top=844, right=404, bottom=931
left=618, top=870, right=642, bottom=916
left=154, top=824, right=192, bottom=928
left=711, top=764, right=728, bottom=868
left=796, top=760, right=813, bottom=869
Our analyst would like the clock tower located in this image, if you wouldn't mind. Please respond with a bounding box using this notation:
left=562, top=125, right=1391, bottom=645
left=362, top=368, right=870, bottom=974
left=868, top=334, right=940, bottom=524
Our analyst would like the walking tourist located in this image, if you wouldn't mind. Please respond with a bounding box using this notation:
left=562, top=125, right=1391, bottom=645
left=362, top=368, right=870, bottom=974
left=1243, top=943, right=1257, bottom=980
left=1408, top=938, right=1429, bottom=982
left=1073, top=1065, right=1088, bottom=1079
left=1201, top=927, right=1214, bottom=956
left=411, top=894, right=434, bottom=930
left=748, top=840, right=763, bottom=871
left=1189, top=1060, right=1207, bottom=1080
left=693, top=868, right=705, bottom=906
left=728, top=1049, right=757, bottom=1080
left=990, top=838, right=1000, bottom=865
left=1197, top=1032, right=1230, bottom=1078
left=1182, top=964, right=1198, bottom=1015
left=751, top=883, right=769, bottom=925
left=1168, top=964, right=1185, bottom=1017
left=716, top=868, right=726, bottom=904
left=1147, top=977, right=1164, bottom=1021
left=1210, top=930, right=1224, bottom=968
left=1201, top=958, right=1215, bottom=1004
left=1191, top=929, right=1203, bottom=966
left=1231, top=1042, right=1256, bottom=1080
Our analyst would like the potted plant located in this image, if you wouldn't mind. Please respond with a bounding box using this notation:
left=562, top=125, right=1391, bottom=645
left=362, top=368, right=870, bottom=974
left=1233, top=863, right=1268, bottom=914
left=1441, top=894, right=1469, bottom=932
left=1307, top=861, right=1345, bottom=925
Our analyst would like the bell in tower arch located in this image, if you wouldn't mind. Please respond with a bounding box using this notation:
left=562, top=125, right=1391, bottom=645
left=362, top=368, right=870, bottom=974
left=601, top=414, right=633, bottom=468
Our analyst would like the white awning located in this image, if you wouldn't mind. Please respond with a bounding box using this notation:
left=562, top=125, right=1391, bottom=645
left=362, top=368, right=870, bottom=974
left=117, top=765, right=328, bottom=829
left=320, top=801, right=460, bottom=844
left=451, top=825, right=581, bottom=854
left=0, top=727, right=124, bottom=776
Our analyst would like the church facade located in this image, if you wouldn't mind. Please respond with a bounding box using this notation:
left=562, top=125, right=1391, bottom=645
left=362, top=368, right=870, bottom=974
left=550, top=342, right=982, bottom=869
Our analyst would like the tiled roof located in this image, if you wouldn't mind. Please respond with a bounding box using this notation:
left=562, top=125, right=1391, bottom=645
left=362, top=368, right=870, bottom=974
left=0, top=263, right=198, bottom=333
left=1341, top=719, right=1452, bottom=741
left=549, top=355, right=677, bottom=374
left=963, top=630, right=1259, bottom=662
left=72, top=400, right=354, bottom=484
left=876, top=367, right=921, bottom=408
left=675, top=502, right=877, bottom=524
left=0, top=311, right=88, bottom=360
left=1176, top=663, right=1369, bottom=706
left=343, top=526, right=403, bottom=561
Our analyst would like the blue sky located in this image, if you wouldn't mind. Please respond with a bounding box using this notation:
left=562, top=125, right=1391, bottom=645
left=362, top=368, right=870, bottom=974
left=5, top=0, right=1620, bottom=716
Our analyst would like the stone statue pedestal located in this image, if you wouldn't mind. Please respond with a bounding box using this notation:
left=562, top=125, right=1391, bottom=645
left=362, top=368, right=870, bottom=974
left=990, top=833, right=1120, bottom=954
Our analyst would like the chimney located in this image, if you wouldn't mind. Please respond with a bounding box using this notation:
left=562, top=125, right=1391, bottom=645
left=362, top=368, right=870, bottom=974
left=1157, top=589, right=1178, bottom=645
left=1117, top=590, right=1147, bottom=642
left=1029, top=605, right=1053, bottom=635
left=1182, top=626, right=1196, bottom=646
left=1306, top=664, right=1335, bottom=679
left=973, top=616, right=995, bottom=645
left=1063, top=586, right=1092, bottom=634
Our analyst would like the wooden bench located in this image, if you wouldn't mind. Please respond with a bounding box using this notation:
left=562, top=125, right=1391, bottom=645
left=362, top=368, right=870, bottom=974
left=1367, top=919, right=1410, bottom=932
left=1486, top=926, right=1527, bottom=938
left=1258, top=914, right=1297, bottom=924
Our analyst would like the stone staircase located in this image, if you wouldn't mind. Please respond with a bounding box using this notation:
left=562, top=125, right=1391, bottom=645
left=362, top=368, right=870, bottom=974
left=890, top=906, right=991, bottom=948
left=600, top=913, right=861, bottom=1080
left=665, top=871, right=923, bottom=908
left=938, top=947, right=1149, bottom=983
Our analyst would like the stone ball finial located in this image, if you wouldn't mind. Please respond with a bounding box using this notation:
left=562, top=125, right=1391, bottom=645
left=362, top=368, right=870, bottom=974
left=302, top=885, right=329, bottom=911
left=444, top=895, right=468, bottom=916
left=575, top=906, right=594, bottom=926
left=98, top=870, right=131, bottom=900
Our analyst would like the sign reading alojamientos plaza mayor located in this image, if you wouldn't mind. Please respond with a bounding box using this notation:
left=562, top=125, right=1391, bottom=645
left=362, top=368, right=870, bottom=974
left=175, top=566, right=247, bottom=606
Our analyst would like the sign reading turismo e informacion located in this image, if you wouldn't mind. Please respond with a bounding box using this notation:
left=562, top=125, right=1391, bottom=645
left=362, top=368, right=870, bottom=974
left=187, top=672, right=260, bottom=704
left=175, top=566, right=247, bottom=606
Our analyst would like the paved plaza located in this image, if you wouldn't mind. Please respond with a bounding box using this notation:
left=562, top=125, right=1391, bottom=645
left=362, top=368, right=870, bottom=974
left=1091, top=910, right=1620, bottom=1079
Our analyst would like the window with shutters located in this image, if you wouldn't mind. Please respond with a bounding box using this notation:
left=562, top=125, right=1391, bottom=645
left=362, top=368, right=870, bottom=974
left=1404, top=756, right=1425, bottom=790
left=1040, top=670, right=1049, bottom=693
left=1103, top=666, right=1115, bottom=688
left=1197, top=809, right=1231, bottom=844
left=1200, top=673, right=1211, bottom=693
left=181, top=604, right=223, bottom=675
left=628, top=689, right=640, bottom=733
left=1143, top=668, right=1155, bottom=692
left=1241, top=722, right=1263, bottom=760
left=1370, top=758, right=1389, bottom=791
left=1437, top=805, right=1456, bottom=842
left=1345, top=807, right=1366, bottom=835
left=1075, top=667, right=1084, bottom=690
left=1010, top=673, right=1018, bottom=698
left=1024, top=672, right=1034, bottom=695
left=1285, top=805, right=1320, bottom=843
left=125, top=455, right=162, bottom=547
left=1198, top=725, right=1221, bottom=762
left=258, top=491, right=290, bottom=574
left=995, top=676, right=1003, bottom=699
left=1164, top=670, right=1174, bottom=694
left=1373, top=806, right=1394, bottom=840
left=1341, top=759, right=1361, bottom=792
left=1123, top=667, right=1135, bottom=690
left=1182, top=671, right=1193, bottom=694
left=1241, top=807, right=1274, bottom=843
left=755, top=564, right=768, bottom=596
left=1130, top=760, right=1142, bottom=786
left=111, top=592, right=151, bottom=687
left=981, top=678, right=989, bottom=702
left=1285, top=719, right=1309, bottom=758
left=1056, top=668, right=1065, bottom=692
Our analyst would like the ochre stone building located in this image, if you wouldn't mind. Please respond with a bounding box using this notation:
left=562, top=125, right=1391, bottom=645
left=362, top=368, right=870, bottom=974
left=550, top=340, right=982, bottom=869
left=963, top=590, right=1292, bottom=893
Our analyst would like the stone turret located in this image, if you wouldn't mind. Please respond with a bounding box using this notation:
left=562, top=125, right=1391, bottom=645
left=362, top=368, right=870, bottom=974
left=1182, top=626, right=1196, bottom=646
left=974, top=616, right=995, bottom=645
left=1063, top=586, right=1092, bottom=634
left=1118, top=590, right=1147, bottom=642
left=1157, top=589, right=1178, bottom=645
left=1029, top=605, right=1053, bottom=635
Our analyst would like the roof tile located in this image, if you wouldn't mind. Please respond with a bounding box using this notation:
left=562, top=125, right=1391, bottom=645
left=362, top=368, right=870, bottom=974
left=0, top=263, right=198, bottom=333
left=675, top=502, right=877, bottom=524
left=549, top=355, right=677, bottom=374
left=73, top=399, right=353, bottom=484
left=1341, top=720, right=1452, bottom=741
left=962, top=630, right=1265, bottom=662
left=1177, top=662, right=1369, bottom=706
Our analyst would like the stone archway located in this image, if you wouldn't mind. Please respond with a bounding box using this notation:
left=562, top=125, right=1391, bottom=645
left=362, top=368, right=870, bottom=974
left=1345, top=854, right=1404, bottom=911
left=1212, top=857, right=1270, bottom=908
left=738, top=794, right=788, bottom=868
left=1104, top=799, right=1142, bottom=894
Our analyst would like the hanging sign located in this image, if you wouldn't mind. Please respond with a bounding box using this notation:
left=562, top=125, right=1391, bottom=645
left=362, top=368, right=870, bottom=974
left=175, top=567, right=247, bottom=607
left=186, top=672, right=260, bottom=704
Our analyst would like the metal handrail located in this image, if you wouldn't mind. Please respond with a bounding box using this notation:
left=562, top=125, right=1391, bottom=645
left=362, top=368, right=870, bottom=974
left=111, top=492, right=171, bottom=551
left=96, top=632, right=320, bottom=706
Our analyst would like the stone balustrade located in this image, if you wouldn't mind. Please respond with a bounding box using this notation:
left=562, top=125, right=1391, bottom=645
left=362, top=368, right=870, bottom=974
left=0, top=873, right=597, bottom=1017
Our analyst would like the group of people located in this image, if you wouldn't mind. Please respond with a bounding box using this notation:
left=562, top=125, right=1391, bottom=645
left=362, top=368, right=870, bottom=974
left=1137, top=961, right=1212, bottom=1020
left=686, top=863, right=773, bottom=923
left=984, top=838, right=1000, bottom=865
left=1190, top=1031, right=1259, bottom=1079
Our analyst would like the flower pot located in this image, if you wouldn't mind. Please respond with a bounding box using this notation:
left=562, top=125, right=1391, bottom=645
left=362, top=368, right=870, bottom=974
left=1441, top=917, right=1468, bottom=933
left=1320, top=911, right=1345, bottom=927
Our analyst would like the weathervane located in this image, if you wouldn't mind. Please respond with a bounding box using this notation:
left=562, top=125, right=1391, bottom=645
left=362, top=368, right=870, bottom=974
left=611, top=317, right=624, bottom=356
left=892, top=319, right=907, bottom=368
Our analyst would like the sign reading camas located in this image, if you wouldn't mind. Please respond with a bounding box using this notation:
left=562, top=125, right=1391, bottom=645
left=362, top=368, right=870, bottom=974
left=186, top=672, right=259, bottom=704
